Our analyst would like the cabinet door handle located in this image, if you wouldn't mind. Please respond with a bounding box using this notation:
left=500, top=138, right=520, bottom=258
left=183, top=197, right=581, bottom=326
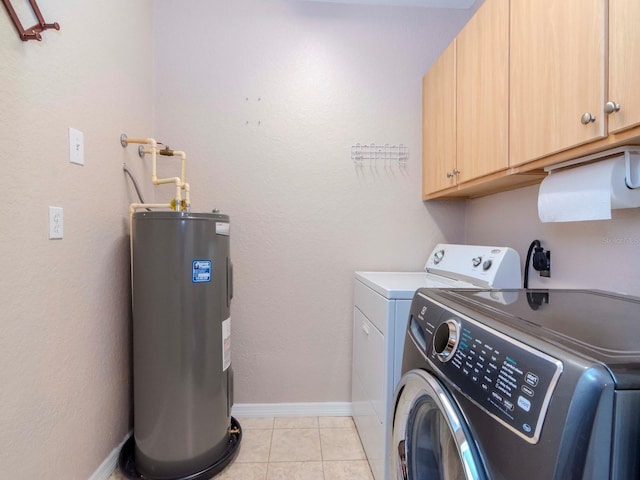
left=604, top=101, right=621, bottom=114
left=581, top=112, right=596, bottom=124
left=453, top=168, right=460, bottom=175
left=361, top=322, right=370, bottom=336
left=446, top=171, right=454, bottom=178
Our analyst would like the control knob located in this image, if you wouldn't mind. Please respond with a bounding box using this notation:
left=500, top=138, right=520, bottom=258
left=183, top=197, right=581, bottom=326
left=433, top=249, right=445, bottom=265
left=433, top=319, right=460, bottom=363
left=472, top=256, right=482, bottom=267
left=482, top=259, right=492, bottom=271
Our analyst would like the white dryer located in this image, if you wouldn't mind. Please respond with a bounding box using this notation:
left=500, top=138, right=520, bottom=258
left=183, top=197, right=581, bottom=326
left=352, top=244, right=522, bottom=480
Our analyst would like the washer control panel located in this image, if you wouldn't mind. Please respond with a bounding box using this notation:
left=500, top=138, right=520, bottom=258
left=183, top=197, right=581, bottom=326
left=411, top=294, right=563, bottom=444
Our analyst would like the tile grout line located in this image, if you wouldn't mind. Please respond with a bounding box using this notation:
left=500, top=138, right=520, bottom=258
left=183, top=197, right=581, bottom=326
left=265, top=417, right=275, bottom=480
left=317, top=417, right=327, bottom=480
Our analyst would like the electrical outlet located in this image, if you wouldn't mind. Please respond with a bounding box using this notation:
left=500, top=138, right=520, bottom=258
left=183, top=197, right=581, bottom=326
left=49, top=206, right=63, bottom=239
left=69, top=127, right=84, bottom=165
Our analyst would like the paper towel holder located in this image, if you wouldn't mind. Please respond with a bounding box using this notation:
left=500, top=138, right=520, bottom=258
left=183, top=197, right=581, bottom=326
left=545, top=145, right=640, bottom=190
left=625, top=150, right=640, bottom=189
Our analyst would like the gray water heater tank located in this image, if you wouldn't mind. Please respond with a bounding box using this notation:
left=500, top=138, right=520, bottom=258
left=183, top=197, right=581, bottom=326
left=119, top=211, right=241, bottom=480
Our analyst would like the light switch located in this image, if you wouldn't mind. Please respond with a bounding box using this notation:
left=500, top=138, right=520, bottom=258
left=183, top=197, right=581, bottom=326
left=49, top=206, right=63, bottom=239
left=69, top=127, right=84, bottom=165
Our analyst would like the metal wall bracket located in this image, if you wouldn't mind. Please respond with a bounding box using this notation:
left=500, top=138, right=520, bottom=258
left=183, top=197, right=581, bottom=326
left=2, top=0, right=59, bottom=41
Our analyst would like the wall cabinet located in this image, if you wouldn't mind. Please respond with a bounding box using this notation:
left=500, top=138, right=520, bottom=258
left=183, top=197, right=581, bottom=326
left=422, top=0, right=640, bottom=199
left=456, top=0, right=509, bottom=182
left=608, top=0, right=640, bottom=134
left=422, top=0, right=508, bottom=196
left=422, top=40, right=456, bottom=195
left=509, top=0, right=606, bottom=167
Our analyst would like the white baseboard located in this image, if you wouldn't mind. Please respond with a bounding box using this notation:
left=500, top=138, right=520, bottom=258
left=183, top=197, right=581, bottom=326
left=88, top=431, right=131, bottom=480
left=231, top=402, right=353, bottom=418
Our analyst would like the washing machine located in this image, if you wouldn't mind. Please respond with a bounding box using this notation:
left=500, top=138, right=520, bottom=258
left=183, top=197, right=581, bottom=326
left=390, top=288, right=640, bottom=480
left=353, top=244, right=522, bottom=480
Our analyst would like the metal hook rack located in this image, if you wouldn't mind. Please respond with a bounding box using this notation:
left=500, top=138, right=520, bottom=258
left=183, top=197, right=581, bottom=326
left=2, top=0, right=59, bottom=41
left=351, top=143, right=408, bottom=167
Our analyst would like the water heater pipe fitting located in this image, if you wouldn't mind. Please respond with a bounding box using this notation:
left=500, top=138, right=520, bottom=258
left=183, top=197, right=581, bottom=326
left=122, top=136, right=191, bottom=212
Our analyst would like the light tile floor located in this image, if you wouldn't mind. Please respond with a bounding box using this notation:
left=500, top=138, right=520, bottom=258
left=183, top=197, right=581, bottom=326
left=108, top=416, right=373, bottom=480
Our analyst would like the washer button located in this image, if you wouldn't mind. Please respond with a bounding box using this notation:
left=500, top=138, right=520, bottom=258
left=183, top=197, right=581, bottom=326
left=522, top=385, right=535, bottom=397
left=525, top=372, right=539, bottom=386
left=517, top=396, right=531, bottom=412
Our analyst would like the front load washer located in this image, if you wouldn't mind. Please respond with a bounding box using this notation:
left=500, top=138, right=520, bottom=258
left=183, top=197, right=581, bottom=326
left=353, top=244, right=521, bottom=480
left=391, top=288, right=640, bottom=480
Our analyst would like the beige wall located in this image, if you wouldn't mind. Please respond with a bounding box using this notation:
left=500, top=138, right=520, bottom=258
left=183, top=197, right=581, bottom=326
left=0, top=1, right=153, bottom=478
left=466, top=184, right=640, bottom=296
left=152, top=0, right=471, bottom=403
left=0, top=1, right=477, bottom=476
left=8, top=0, right=635, bottom=477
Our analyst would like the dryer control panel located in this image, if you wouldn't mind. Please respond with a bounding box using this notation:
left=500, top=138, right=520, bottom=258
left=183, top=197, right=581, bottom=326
left=409, top=293, right=563, bottom=444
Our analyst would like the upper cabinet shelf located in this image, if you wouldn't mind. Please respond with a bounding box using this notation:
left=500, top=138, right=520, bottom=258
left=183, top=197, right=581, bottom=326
left=422, top=0, right=640, bottom=200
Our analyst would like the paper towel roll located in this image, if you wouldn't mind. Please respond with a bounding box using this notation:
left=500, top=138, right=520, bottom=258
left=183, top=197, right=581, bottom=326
left=538, top=156, right=640, bottom=222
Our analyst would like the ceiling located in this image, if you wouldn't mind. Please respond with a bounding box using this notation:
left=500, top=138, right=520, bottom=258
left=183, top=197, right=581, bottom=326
left=299, top=0, right=476, bottom=8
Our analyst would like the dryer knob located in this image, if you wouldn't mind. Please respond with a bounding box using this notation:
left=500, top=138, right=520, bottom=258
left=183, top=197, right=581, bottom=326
left=433, top=320, right=460, bottom=363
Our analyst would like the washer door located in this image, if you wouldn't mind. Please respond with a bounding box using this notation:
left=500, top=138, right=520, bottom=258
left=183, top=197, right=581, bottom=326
left=391, top=369, right=486, bottom=480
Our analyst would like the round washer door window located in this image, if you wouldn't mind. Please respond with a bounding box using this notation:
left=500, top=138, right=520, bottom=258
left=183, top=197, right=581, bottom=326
left=391, top=369, right=486, bottom=480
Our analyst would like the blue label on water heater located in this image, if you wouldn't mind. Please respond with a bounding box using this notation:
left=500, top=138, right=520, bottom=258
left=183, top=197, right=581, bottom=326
left=192, top=260, right=212, bottom=283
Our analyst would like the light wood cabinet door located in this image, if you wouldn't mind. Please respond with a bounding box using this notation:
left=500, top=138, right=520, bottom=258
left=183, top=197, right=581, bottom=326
left=608, top=0, right=640, bottom=134
left=422, top=40, right=456, bottom=196
left=456, top=0, right=509, bottom=183
left=509, top=0, right=606, bottom=167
